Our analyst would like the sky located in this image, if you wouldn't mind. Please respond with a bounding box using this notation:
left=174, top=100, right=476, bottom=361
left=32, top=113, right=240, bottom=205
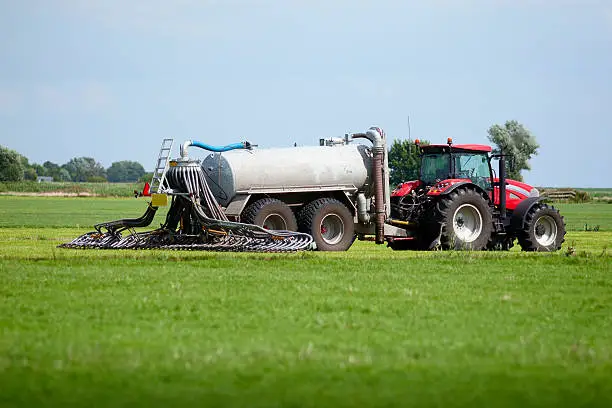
left=0, top=0, right=611, bottom=187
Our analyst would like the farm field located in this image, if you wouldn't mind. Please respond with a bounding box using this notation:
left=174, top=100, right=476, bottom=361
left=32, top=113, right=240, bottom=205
left=1, top=196, right=611, bottom=407
left=0, top=181, right=140, bottom=197
left=578, top=188, right=612, bottom=199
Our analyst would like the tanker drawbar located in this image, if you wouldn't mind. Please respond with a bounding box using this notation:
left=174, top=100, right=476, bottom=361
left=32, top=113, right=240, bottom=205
left=59, top=141, right=314, bottom=252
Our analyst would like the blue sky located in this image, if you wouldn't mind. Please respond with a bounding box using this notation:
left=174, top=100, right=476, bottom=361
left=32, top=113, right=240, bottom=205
left=1, top=0, right=611, bottom=187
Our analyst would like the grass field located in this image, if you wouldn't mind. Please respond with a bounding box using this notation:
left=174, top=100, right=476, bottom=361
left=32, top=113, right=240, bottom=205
left=0, top=181, right=140, bottom=197
left=579, top=188, right=612, bottom=199
left=1, top=197, right=611, bottom=407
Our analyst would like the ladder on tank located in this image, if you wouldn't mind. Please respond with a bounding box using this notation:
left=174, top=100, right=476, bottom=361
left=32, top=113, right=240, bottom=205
left=149, top=138, right=174, bottom=194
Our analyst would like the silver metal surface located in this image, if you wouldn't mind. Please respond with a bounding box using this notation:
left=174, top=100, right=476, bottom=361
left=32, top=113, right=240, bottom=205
left=201, top=144, right=373, bottom=207
left=534, top=214, right=557, bottom=247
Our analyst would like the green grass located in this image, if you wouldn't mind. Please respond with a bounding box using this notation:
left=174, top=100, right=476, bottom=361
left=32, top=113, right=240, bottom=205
left=5, top=182, right=611, bottom=200
left=579, top=188, right=612, bottom=199
left=0, top=181, right=140, bottom=197
left=554, top=203, right=612, bottom=232
left=0, top=196, right=168, bottom=229
left=1, top=197, right=611, bottom=407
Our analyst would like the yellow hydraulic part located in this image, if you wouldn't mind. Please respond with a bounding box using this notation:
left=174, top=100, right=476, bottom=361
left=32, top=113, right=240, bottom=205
left=203, top=227, right=228, bottom=236
left=388, top=218, right=415, bottom=227
left=151, top=193, right=168, bottom=207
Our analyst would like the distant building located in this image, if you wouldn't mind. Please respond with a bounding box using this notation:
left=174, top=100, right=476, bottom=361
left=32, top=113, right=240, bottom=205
left=36, top=176, right=54, bottom=183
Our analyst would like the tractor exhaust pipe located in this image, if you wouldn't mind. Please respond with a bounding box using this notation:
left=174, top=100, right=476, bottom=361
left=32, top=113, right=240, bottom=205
left=499, top=149, right=507, bottom=219
left=352, top=127, right=387, bottom=244
left=372, top=146, right=386, bottom=244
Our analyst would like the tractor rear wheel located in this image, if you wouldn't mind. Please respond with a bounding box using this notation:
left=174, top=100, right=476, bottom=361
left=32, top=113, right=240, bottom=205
left=241, top=198, right=298, bottom=231
left=517, top=203, right=565, bottom=251
left=298, top=198, right=355, bottom=251
left=426, top=187, right=493, bottom=250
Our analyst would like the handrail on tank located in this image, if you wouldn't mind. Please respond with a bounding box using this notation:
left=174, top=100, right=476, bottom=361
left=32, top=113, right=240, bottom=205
left=180, top=140, right=253, bottom=159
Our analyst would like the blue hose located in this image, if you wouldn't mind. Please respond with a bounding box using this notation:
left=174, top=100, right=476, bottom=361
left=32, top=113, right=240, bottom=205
left=190, top=141, right=249, bottom=152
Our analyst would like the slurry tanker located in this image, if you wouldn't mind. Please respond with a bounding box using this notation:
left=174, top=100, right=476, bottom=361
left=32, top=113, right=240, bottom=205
left=61, top=127, right=565, bottom=252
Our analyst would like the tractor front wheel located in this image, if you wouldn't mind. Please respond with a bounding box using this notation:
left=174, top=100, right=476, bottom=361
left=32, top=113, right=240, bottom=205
left=426, top=188, right=493, bottom=250
left=517, top=203, right=566, bottom=251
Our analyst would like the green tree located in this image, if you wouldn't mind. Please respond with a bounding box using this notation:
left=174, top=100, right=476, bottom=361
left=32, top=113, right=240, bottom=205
left=388, top=139, right=429, bottom=187
left=24, top=167, right=37, bottom=181
left=58, top=168, right=72, bottom=181
left=0, top=146, right=25, bottom=181
left=106, top=160, right=146, bottom=182
left=487, top=120, right=539, bottom=182
left=15, top=154, right=38, bottom=181
left=43, top=161, right=61, bottom=181
left=31, top=163, right=45, bottom=176
left=139, top=172, right=153, bottom=183
left=62, top=157, right=107, bottom=182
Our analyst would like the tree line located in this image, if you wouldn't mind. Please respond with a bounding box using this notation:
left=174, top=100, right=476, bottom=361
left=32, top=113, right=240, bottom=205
left=1, top=120, right=538, bottom=185
left=0, top=147, right=151, bottom=183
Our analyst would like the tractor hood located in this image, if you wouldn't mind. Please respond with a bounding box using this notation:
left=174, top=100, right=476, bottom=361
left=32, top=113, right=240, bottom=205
left=498, top=179, right=540, bottom=198
left=391, top=177, right=539, bottom=202
left=391, top=180, right=422, bottom=197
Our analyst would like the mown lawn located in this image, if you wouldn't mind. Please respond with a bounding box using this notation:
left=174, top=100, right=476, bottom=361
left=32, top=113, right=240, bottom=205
left=0, top=197, right=611, bottom=407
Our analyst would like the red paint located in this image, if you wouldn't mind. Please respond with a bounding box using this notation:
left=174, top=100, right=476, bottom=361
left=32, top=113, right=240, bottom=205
left=426, top=179, right=469, bottom=196
left=391, top=180, right=422, bottom=197
left=422, top=144, right=492, bottom=153
left=142, top=182, right=151, bottom=197
left=490, top=178, right=536, bottom=211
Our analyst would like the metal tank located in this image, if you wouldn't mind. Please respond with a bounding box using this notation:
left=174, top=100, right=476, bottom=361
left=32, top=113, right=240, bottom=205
left=200, top=144, right=374, bottom=207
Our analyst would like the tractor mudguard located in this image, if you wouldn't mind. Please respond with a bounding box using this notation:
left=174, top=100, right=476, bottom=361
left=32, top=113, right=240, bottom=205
left=436, top=181, right=490, bottom=202
left=510, top=197, right=543, bottom=231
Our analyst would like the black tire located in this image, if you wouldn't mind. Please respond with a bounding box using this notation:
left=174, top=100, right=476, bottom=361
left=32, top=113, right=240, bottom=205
left=517, top=203, right=566, bottom=251
left=298, top=198, right=355, bottom=251
left=425, top=188, right=493, bottom=250
left=387, top=239, right=422, bottom=251
left=241, top=198, right=298, bottom=231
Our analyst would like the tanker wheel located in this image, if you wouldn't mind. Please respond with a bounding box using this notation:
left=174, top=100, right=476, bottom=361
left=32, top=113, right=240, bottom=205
left=241, top=198, right=298, bottom=231
left=427, top=187, right=493, bottom=250
left=298, top=198, right=355, bottom=251
left=517, top=203, right=566, bottom=251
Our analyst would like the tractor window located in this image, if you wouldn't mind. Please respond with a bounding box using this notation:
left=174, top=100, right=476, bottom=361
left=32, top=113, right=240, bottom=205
left=454, top=153, right=491, bottom=190
left=421, top=153, right=450, bottom=185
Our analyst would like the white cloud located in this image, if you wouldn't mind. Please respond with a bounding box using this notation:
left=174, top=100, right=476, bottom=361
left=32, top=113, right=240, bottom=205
left=80, top=83, right=114, bottom=112
left=36, top=85, right=72, bottom=114
left=35, top=82, right=114, bottom=114
left=48, top=0, right=240, bottom=38
left=0, top=82, right=115, bottom=116
left=606, top=7, right=612, bottom=26
left=0, top=88, right=25, bottom=116
left=46, top=0, right=610, bottom=36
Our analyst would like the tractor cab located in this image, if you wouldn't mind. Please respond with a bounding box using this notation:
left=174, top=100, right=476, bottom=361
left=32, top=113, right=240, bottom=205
left=413, top=139, right=540, bottom=211
left=419, top=141, right=493, bottom=192
left=390, top=139, right=495, bottom=200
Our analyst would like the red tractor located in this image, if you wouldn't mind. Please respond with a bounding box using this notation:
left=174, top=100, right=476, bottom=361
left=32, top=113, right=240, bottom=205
left=387, top=138, right=566, bottom=251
